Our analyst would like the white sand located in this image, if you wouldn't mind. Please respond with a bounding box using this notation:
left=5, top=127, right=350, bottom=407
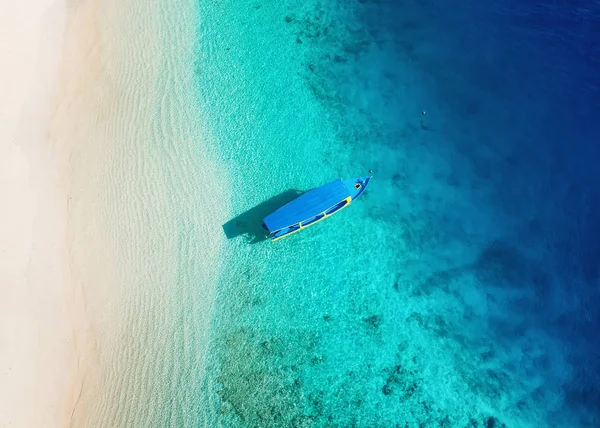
left=2, top=0, right=230, bottom=425
left=0, top=1, right=92, bottom=427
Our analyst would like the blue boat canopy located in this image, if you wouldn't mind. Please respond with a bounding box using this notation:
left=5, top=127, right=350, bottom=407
left=263, top=180, right=351, bottom=232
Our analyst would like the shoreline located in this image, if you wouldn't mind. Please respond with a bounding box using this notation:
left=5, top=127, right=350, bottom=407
left=51, top=0, right=230, bottom=426
left=0, top=0, right=93, bottom=427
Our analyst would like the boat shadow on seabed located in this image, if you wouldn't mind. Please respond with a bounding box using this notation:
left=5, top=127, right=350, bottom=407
left=222, top=189, right=304, bottom=244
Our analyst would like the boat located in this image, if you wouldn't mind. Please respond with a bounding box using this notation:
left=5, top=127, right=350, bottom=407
left=262, top=175, right=372, bottom=242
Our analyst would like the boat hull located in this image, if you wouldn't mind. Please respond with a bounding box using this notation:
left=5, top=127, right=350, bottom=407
left=263, top=176, right=371, bottom=242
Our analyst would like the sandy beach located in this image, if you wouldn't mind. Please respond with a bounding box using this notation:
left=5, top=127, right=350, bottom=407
left=1, top=0, right=230, bottom=424
left=0, top=1, right=93, bottom=426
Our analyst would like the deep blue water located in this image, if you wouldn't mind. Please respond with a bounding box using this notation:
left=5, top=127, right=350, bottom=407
left=196, top=0, right=600, bottom=426
left=356, top=0, right=600, bottom=424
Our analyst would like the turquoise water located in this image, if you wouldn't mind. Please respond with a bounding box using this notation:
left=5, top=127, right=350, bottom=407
left=188, top=0, right=600, bottom=426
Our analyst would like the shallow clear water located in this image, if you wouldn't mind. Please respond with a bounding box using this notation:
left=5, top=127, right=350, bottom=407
left=68, top=1, right=230, bottom=426
left=81, top=0, right=599, bottom=426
